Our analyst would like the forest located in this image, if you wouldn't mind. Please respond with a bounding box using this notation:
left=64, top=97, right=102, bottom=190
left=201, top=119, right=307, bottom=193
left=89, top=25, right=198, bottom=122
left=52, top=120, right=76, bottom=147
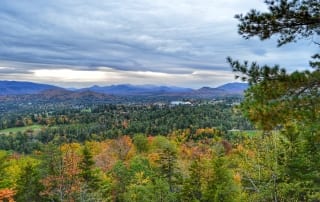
left=0, top=92, right=318, bottom=201
left=0, top=0, right=320, bottom=201
left=0, top=100, right=252, bottom=154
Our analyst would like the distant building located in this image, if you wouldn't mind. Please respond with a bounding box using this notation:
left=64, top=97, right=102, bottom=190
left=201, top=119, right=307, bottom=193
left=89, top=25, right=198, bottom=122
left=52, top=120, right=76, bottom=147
left=170, top=101, right=192, bottom=106
left=153, top=102, right=166, bottom=108
left=209, top=100, right=224, bottom=105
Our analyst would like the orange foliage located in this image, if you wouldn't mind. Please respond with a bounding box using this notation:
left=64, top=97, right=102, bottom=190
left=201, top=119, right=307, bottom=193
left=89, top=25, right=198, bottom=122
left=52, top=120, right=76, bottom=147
left=122, top=119, right=129, bottom=128
left=95, top=140, right=117, bottom=172
left=179, top=144, right=193, bottom=159
left=41, top=144, right=82, bottom=201
left=148, top=153, right=160, bottom=167
left=179, top=142, right=212, bottom=160
left=0, top=189, right=15, bottom=202
left=147, top=136, right=154, bottom=144
left=221, top=140, right=232, bottom=155
left=112, top=136, right=133, bottom=161
left=95, top=137, right=133, bottom=171
left=247, top=150, right=255, bottom=158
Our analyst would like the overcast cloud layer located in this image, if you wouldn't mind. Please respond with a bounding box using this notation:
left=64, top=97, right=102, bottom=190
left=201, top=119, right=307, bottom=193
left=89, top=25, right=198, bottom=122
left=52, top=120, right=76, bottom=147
left=0, top=0, right=318, bottom=88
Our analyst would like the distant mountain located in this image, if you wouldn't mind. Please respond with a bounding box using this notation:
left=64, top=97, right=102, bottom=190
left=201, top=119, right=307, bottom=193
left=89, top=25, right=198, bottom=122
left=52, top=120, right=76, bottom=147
left=0, top=80, right=60, bottom=95
left=36, top=88, right=112, bottom=101
left=0, top=88, right=114, bottom=104
left=192, top=87, right=227, bottom=98
left=216, top=82, right=248, bottom=94
left=188, top=83, right=248, bottom=98
left=85, top=84, right=193, bottom=95
left=0, top=81, right=248, bottom=102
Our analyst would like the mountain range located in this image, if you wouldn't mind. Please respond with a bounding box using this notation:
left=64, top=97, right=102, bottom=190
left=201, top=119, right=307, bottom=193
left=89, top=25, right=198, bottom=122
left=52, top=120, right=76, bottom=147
left=82, top=84, right=193, bottom=95
left=0, top=80, right=248, bottom=100
left=0, top=81, right=61, bottom=95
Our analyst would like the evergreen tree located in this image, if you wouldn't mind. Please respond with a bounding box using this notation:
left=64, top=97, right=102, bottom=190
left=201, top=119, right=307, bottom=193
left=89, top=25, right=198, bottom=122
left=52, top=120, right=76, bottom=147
left=181, top=159, right=203, bottom=202
left=79, top=145, right=101, bottom=191
left=15, top=163, right=44, bottom=202
left=228, top=0, right=320, bottom=200
left=0, top=151, right=10, bottom=189
left=235, top=0, right=320, bottom=47
left=152, top=136, right=179, bottom=193
left=133, top=134, right=149, bottom=153
left=203, top=156, right=240, bottom=202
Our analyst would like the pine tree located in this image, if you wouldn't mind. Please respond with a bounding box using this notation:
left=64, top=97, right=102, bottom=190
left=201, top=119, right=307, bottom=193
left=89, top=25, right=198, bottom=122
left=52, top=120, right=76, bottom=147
left=203, top=156, right=240, bottom=202
left=15, top=163, right=44, bottom=202
left=181, top=159, right=203, bottom=201
left=228, top=0, right=320, bottom=200
left=79, top=145, right=101, bottom=191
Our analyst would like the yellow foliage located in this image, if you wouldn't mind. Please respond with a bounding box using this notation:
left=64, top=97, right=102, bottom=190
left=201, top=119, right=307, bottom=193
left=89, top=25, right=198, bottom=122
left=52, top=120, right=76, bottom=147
left=60, top=143, right=81, bottom=154
left=236, top=144, right=244, bottom=152
left=134, top=172, right=150, bottom=185
left=4, top=155, right=40, bottom=188
left=84, top=141, right=104, bottom=156
left=233, top=172, right=241, bottom=184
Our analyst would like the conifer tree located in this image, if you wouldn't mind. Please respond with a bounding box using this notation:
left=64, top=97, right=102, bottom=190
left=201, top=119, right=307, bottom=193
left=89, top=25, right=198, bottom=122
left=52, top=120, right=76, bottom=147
left=15, top=163, right=44, bottom=202
left=228, top=0, right=320, bottom=200
left=79, top=145, right=101, bottom=191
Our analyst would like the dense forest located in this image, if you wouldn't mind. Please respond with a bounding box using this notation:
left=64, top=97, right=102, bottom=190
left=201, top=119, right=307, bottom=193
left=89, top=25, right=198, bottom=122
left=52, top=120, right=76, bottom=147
left=0, top=0, right=320, bottom=201
left=0, top=100, right=252, bottom=154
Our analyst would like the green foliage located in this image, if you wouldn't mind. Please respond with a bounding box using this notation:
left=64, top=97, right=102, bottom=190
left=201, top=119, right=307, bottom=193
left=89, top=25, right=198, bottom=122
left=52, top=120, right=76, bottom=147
left=129, top=155, right=154, bottom=178
left=111, top=161, right=131, bottom=201
left=204, top=157, right=240, bottom=202
left=0, top=103, right=253, bottom=153
left=79, top=144, right=102, bottom=194
left=235, top=0, right=320, bottom=47
left=228, top=0, right=320, bottom=200
left=180, top=159, right=204, bottom=202
left=15, top=163, right=44, bottom=202
left=133, top=134, right=149, bottom=153
left=152, top=136, right=179, bottom=193
left=0, top=151, right=10, bottom=189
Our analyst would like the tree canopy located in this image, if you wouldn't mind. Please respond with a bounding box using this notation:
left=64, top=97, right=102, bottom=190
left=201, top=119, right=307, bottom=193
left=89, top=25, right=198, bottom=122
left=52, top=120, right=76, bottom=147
left=228, top=0, right=320, bottom=130
left=235, top=0, right=320, bottom=47
left=228, top=0, right=320, bottom=200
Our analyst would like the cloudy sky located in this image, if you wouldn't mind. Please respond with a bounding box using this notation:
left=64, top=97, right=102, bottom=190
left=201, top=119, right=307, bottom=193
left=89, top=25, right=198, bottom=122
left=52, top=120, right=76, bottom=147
left=0, top=0, right=317, bottom=88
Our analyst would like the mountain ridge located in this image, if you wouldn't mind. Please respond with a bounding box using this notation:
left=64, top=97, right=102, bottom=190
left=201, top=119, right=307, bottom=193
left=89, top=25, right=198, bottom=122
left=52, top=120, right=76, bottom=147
left=0, top=81, right=248, bottom=98
left=0, top=80, right=61, bottom=95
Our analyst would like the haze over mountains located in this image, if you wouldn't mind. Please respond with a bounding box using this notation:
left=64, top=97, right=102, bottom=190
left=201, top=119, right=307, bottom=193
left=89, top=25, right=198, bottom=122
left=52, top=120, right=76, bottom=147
left=0, top=80, right=248, bottom=100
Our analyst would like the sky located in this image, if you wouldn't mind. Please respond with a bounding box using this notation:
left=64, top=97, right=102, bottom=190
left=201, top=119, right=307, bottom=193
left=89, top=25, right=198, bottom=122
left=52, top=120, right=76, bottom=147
left=0, top=0, right=318, bottom=88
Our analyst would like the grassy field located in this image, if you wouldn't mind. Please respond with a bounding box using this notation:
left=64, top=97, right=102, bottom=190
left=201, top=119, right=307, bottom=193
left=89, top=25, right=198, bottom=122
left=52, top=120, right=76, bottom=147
left=0, top=124, right=43, bottom=135
left=228, top=129, right=261, bottom=137
left=244, top=130, right=260, bottom=136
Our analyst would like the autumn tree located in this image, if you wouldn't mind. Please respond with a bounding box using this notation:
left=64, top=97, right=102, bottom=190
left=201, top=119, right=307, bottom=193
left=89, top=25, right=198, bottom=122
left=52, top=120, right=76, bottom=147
left=111, top=136, right=133, bottom=161
left=41, top=143, right=82, bottom=201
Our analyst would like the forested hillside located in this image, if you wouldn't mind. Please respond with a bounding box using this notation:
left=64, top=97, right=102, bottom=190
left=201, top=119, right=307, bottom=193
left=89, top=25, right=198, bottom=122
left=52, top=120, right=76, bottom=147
left=0, top=101, right=252, bottom=154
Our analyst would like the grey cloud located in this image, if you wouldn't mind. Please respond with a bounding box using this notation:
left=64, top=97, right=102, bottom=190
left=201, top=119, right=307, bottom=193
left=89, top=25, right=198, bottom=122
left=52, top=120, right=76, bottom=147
left=0, top=0, right=317, bottom=87
left=0, top=68, right=31, bottom=75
